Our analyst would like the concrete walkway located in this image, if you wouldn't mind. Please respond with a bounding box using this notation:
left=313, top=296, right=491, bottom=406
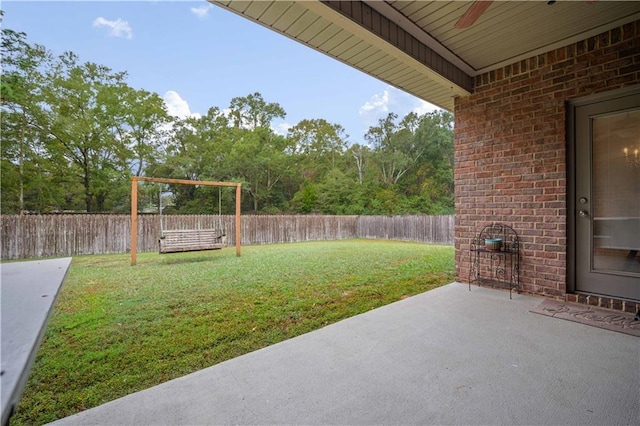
left=52, top=283, right=639, bottom=425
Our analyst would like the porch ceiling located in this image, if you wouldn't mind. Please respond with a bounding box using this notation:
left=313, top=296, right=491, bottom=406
left=209, top=1, right=640, bottom=112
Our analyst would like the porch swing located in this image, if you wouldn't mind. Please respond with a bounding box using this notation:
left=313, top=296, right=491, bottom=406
left=158, top=186, right=226, bottom=254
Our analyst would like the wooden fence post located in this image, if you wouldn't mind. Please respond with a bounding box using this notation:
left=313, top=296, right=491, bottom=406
left=236, top=184, right=241, bottom=257
left=131, top=178, right=138, bottom=266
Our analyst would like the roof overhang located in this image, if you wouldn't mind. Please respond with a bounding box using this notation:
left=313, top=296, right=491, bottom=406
left=209, top=1, right=640, bottom=112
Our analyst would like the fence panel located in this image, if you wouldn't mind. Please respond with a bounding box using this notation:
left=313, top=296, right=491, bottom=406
left=356, top=215, right=454, bottom=245
left=1, top=214, right=453, bottom=260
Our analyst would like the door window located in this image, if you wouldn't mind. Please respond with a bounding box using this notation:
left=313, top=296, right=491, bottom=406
left=592, top=111, right=640, bottom=276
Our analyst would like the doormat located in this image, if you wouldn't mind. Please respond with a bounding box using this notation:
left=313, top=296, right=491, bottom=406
left=530, top=299, right=640, bottom=337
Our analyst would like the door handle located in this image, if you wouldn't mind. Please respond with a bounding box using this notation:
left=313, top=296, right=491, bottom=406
left=579, top=210, right=589, bottom=217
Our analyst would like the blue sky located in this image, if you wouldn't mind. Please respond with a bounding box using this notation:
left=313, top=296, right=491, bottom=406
left=3, top=0, right=438, bottom=143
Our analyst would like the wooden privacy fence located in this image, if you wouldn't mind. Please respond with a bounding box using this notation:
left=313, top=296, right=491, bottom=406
left=357, top=215, right=454, bottom=245
left=0, top=214, right=454, bottom=260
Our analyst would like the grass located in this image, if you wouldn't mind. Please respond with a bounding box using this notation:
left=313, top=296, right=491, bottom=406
left=12, top=239, right=454, bottom=425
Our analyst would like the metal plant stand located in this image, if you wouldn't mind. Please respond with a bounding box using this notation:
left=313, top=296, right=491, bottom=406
left=469, top=223, right=520, bottom=298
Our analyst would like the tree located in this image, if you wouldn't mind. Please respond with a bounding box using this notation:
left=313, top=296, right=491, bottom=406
left=150, top=107, right=233, bottom=212
left=42, top=52, right=133, bottom=212
left=365, top=112, right=410, bottom=185
left=316, top=168, right=366, bottom=214
left=1, top=22, right=178, bottom=213
left=115, top=87, right=172, bottom=177
left=0, top=24, right=54, bottom=213
left=348, top=143, right=370, bottom=185
left=227, top=126, right=294, bottom=212
left=228, top=92, right=285, bottom=130
left=413, top=110, right=455, bottom=214
left=361, top=110, right=454, bottom=214
left=0, top=17, right=456, bottom=216
left=225, top=93, right=291, bottom=212
left=290, top=181, right=318, bottom=213
left=287, top=118, right=347, bottom=181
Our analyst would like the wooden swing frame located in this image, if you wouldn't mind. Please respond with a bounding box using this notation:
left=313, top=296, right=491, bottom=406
left=131, top=177, right=241, bottom=265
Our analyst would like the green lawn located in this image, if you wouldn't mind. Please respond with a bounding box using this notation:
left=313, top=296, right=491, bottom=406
left=12, top=239, right=454, bottom=425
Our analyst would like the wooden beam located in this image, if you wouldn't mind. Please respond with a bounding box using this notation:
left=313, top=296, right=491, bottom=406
left=132, top=176, right=239, bottom=188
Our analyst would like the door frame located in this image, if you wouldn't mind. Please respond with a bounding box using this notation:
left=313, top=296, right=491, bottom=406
left=567, top=84, right=640, bottom=296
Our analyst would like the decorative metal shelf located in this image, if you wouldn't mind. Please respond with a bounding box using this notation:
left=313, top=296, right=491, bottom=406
left=469, top=223, right=520, bottom=298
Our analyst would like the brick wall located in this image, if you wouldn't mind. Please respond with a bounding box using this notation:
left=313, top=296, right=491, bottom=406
left=454, top=21, right=640, bottom=299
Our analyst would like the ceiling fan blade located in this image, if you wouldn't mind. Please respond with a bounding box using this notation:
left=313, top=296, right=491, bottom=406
left=455, top=1, right=494, bottom=29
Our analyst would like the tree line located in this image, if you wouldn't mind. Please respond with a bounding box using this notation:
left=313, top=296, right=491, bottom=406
left=1, top=21, right=454, bottom=216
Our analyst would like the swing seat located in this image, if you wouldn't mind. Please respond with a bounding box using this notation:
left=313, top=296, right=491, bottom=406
left=159, top=229, right=225, bottom=254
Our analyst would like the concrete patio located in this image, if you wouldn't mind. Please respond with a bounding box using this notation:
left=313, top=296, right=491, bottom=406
left=52, top=283, right=639, bottom=425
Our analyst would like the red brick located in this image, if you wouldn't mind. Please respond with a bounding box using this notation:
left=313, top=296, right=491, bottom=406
left=454, top=22, right=640, bottom=298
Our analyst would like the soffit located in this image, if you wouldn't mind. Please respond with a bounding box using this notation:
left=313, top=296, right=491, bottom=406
left=209, top=1, right=640, bottom=112
left=210, top=0, right=467, bottom=111
left=387, top=0, right=640, bottom=73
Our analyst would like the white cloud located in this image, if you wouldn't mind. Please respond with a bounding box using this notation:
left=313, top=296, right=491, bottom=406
left=412, top=99, right=439, bottom=116
left=92, top=17, right=133, bottom=40
left=221, top=108, right=233, bottom=119
left=163, top=90, right=201, bottom=120
left=191, top=4, right=213, bottom=19
left=272, top=122, right=293, bottom=136
left=358, top=88, right=393, bottom=136
left=361, top=86, right=441, bottom=119
left=358, top=86, right=444, bottom=137
left=359, top=89, right=390, bottom=116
